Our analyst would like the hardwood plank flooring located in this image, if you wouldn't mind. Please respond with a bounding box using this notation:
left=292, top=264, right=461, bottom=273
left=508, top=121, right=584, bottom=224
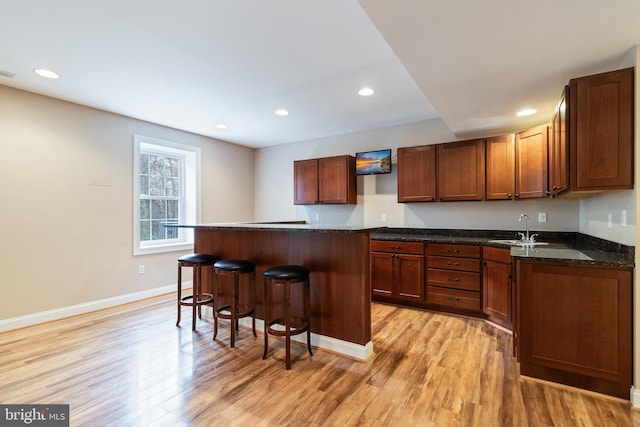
left=1, top=294, right=639, bottom=426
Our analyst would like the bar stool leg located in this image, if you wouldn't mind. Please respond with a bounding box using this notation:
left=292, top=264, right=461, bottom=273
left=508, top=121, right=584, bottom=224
left=285, top=281, right=291, bottom=370
left=212, top=269, right=219, bottom=340
left=305, top=279, right=313, bottom=356
left=251, top=273, right=257, bottom=337
left=191, top=265, right=198, bottom=331
left=262, top=277, right=269, bottom=360
left=230, top=272, right=238, bottom=348
left=176, top=263, right=182, bottom=326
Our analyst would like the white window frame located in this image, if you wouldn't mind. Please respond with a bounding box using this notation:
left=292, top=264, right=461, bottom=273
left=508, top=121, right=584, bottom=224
left=133, top=135, right=200, bottom=255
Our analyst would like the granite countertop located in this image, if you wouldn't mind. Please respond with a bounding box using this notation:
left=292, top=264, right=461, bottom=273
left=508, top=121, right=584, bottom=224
left=174, top=221, right=384, bottom=233
left=371, top=228, right=634, bottom=268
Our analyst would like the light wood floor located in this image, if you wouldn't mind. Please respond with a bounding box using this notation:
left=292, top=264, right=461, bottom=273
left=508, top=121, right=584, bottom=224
left=1, top=294, right=639, bottom=427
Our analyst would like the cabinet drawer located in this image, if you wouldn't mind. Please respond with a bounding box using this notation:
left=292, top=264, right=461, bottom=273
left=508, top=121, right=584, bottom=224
left=483, top=246, right=512, bottom=263
left=427, top=269, right=480, bottom=291
left=371, top=240, right=424, bottom=255
left=427, top=243, right=480, bottom=258
left=427, top=256, right=480, bottom=272
left=428, top=286, right=481, bottom=312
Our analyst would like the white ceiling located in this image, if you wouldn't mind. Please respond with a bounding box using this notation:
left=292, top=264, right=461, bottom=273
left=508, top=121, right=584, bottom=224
left=1, top=1, right=639, bottom=148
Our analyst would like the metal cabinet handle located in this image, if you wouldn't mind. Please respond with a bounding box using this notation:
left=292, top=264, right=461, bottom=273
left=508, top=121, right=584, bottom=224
left=447, top=277, right=460, bottom=282
left=390, top=245, right=401, bottom=249
left=446, top=261, right=459, bottom=266
left=447, top=249, right=459, bottom=253
left=447, top=295, right=460, bottom=301
left=507, top=193, right=512, bottom=198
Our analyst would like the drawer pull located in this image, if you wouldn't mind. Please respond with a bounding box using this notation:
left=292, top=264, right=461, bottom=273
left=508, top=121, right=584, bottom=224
left=447, top=295, right=460, bottom=301
left=447, top=249, right=459, bottom=253
left=446, top=261, right=460, bottom=266
left=390, top=245, right=401, bottom=249
left=447, top=276, right=460, bottom=282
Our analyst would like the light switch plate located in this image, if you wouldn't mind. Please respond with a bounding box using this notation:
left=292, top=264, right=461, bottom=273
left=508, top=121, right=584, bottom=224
left=538, top=212, right=547, bottom=223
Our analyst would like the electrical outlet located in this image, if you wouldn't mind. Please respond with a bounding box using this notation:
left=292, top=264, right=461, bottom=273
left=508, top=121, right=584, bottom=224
left=538, top=212, right=547, bottom=223
left=607, top=213, right=613, bottom=228
left=381, top=213, right=387, bottom=222
left=315, top=213, right=320, bottom=222
left=138, top=264, right=145, bottom=274
left=621, top=210, right=627, bottom=227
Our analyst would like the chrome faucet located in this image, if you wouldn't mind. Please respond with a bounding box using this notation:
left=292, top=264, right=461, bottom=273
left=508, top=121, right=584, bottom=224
left=518, top=214, right=530, bottom=243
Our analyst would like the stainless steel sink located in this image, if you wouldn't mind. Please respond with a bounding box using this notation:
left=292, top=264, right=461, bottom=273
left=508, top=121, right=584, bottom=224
left=488, top=239, right=549, bottom=246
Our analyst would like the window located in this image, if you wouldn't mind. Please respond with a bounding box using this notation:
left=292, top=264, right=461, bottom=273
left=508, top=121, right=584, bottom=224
left=133, top=135, right=200, bottom=255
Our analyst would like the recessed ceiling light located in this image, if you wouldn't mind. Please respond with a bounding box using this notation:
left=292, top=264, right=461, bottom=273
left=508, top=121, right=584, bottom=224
left=275, top=108, right=289, bottom=116
left=33, top=68, right=60, bottom=79
left=516, top=108, right=537, bottom=117
left=215, top=123, right=229, bottom=130
left=358, top=87, right=375, bottom=96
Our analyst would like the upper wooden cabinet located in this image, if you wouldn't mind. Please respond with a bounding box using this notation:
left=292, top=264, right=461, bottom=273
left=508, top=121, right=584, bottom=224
left=397, top=145, right=437, bottom=202
left=515, top=125, right=549, bottom=199
left=568, top=67, right=634, bottom=192
left=549, top=86, right=569, bottom=197
left=293, top=159, right=319, bottom=204
left=485, top=134, right=515, bottom=200
left=293, top=155, right=356, bottom=205
left=437, top=139, right=485, bottom=201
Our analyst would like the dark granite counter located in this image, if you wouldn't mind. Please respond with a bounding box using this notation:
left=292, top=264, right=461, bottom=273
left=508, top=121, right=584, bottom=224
left=371, top=228, right=634, bottom=268
left=177, top=221, right=384, bottom=233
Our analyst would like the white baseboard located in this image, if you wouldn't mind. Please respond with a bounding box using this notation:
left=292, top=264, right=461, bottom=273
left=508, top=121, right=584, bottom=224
left=0, top=282, right=182, bottom=333
left=631, top=386, right=640, bottom=408
left=236, top=317, right=374, bottom=361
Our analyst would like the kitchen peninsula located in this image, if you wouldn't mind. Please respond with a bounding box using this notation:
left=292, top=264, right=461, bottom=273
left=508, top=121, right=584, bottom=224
left=187, top=222, right=381, bottom=360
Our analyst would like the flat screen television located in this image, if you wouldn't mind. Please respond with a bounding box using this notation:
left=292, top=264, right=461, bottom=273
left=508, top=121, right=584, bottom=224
left=355, top=149, right=392, bottom=175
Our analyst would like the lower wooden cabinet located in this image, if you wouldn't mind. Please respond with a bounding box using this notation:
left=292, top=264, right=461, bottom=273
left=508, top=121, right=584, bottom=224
left=482, top=246, right=512, bottom=329
left=516, top=260, right=632, bottom=399
left=371, top=241, right=425, bottom=304
left=426, top=243, right=482, bottom=314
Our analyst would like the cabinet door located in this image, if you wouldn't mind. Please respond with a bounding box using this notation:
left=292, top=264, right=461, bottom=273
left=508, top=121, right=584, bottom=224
left=319, top=156, right=356, bottom=204
left=515, top=125, right=548, bottom=199
left=397, top=145, right=437, bottom=202
left=517, top=261, right=632, bottom=398
left=371, top=252, right=393, bottom=297
left=395, top=254, right=425, bottom=301
left=483, top=259, right=512, bottom=329
left=569, top=67, right=634, bottom=190
left=485, top=135, right=515, bottom=200
left=549, top=86, right=568, bottom=196
left=437, top=139, right=485, bottom=201
left=293, top=159, right=318, bottom=205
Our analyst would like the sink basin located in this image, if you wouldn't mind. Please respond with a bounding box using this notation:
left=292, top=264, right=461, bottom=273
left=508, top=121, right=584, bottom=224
left=488, top=239, right=549, bottom=246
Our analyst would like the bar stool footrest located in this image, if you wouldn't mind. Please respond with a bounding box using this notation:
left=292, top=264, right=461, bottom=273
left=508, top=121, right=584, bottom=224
left=266, top=318, right=310, bottom=337
left=180, top=294, right=214, bottom=306
left=215, top=305, right=255, bottom=320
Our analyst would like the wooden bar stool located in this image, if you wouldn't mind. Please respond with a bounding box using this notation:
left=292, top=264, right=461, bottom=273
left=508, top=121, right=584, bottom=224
left=176, top=253, right=217, bottom=331
left=262, top=265, right=312, bottom=369
left=213, top=259, right=257, bottom=347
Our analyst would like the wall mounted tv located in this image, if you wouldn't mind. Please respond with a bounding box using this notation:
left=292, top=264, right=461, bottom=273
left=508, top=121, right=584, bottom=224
left=355, top=149, right=392, bottom=175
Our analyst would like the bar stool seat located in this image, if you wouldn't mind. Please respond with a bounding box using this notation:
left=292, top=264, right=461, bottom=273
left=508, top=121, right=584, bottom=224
left=176, top=253, right=217, bottom=331
left=213, top=259, right=257, bottom=347
left=262, top=265, right=312, bottom=369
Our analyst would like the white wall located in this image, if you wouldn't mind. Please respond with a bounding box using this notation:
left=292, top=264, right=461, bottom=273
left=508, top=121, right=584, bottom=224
left=255, top=119, right=582, bottom=234
left=0, top=86, right=254, bottom=321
